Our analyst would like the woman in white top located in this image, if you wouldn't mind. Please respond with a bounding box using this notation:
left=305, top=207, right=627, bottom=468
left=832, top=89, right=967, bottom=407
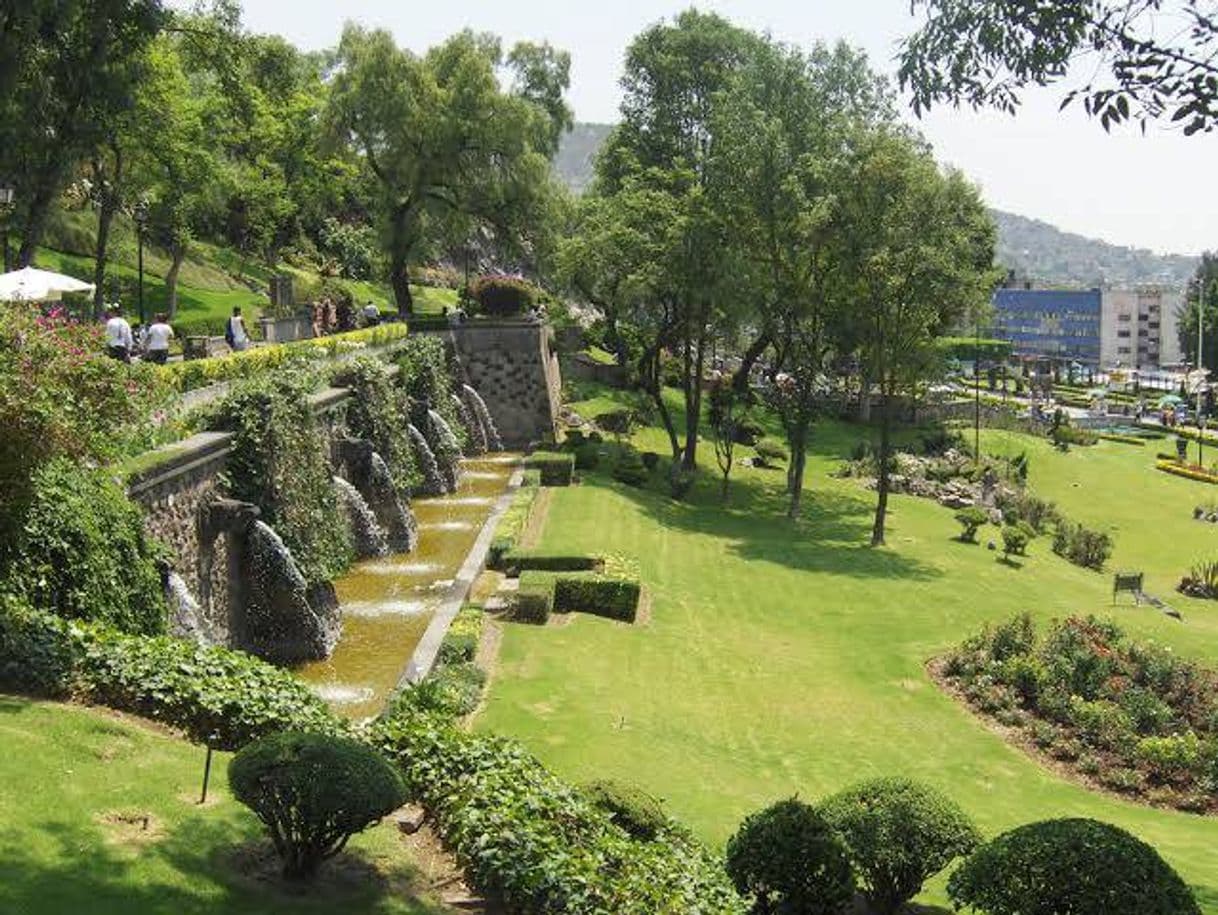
left=144, top=313, right=174, bottom=364
left=103, top=305, right=134, bottom=362
left=226, top=306, right=250, bottom=351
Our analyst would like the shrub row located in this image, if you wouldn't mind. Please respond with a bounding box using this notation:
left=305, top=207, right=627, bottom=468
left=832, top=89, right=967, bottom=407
left=513, top=570, right=642, bottom=623
left=160, top=323, right=410, bottom=392
left=0, top=599, right=339, bottom=750
left=943, top=613, right=1218, bottom=812
left=525, top=450, right=575, bottom=486
left=1157, top=459, right=1218, bottom=485
left=1051, top=520, right=1113, bottom=571
left=487, top=484, right=539, bottom=569
left=1095, top=432, right=1146, bottom=446
left=502, top=550, right=605, bottom=576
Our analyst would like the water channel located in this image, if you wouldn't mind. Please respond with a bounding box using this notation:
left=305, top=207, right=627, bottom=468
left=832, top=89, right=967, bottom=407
left=295, top=454, right=518, bottom=719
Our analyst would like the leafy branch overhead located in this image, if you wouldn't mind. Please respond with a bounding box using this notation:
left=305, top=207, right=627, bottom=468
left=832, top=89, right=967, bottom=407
left=899, top=0, right=1218, bottom=134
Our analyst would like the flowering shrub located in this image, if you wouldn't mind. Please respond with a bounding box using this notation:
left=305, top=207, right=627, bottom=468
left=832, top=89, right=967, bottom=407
left=941, top=613, right=1218, bottom=812
left=467, top=273, right=539, bottom=316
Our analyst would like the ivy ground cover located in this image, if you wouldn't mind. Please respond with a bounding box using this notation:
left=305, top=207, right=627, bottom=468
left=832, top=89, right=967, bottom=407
left=478, top=410, right=1218, bottom=911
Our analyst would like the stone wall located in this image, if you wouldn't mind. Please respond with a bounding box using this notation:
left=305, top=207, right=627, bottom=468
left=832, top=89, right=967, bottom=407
left=416, top=322, right=561, bottom=448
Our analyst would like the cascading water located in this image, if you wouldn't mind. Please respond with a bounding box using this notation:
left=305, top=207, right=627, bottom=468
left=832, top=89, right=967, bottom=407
left=427, top=408, right=463, bottom=492
left=165, top=570, right=206, bottom=642
left=367, top=452, right=418, bottom=552
left=408, top=423, right=447, bottom=496
left=462, top=383, right=503, bottom=451
left=333, top=476, right=390, bottom=558
left=453, top=392, right=486, bottom=454
left=243, top=520, right=339, bottom=663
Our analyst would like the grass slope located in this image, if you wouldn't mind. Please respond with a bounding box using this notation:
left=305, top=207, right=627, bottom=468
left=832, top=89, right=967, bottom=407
left=479, top=407, right=1218, bottom=910
left=0, top=695, right=445, bottom=915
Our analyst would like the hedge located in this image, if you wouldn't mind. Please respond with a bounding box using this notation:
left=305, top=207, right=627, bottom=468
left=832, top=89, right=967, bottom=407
left=1156, top=460, right=1218, bottom=485
left=512, top=573, right=557, bottom=624
left=0, top=599, right=340, bottom=750
left=159, top=323, right=409, bottom=392
left=514, top=570, right=642, bottom=623
left=503, top=550, right=605, bottom=577
left=1095, top=433, right=1145, bottom=446
left=488, top=485, right=540, bottom=570
left=525, top=451, right=575, bottom=486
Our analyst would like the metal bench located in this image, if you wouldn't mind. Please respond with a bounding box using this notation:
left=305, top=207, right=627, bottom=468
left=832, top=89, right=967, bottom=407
left=1113, top=571, right=1144, bottom=605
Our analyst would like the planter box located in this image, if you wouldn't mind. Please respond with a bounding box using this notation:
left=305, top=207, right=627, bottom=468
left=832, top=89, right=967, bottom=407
left=258, top=314, right=312, bottom=344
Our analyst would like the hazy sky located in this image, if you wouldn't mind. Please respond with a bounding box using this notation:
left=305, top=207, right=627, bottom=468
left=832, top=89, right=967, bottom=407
left=237, top=0, right=1216, bottom=255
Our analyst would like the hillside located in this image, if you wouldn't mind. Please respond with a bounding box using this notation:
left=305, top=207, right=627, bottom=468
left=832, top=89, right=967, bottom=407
left=555, top=122, right=1199, bottom=288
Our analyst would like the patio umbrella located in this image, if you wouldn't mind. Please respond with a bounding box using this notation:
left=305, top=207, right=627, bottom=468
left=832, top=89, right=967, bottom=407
left=0, top=266, right=95, bottom=302
left=1158, top=394, right=1184, bottom=408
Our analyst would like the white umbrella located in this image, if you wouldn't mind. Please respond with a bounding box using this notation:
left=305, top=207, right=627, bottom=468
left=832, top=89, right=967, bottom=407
left=0, top=266, right=95, bottom=302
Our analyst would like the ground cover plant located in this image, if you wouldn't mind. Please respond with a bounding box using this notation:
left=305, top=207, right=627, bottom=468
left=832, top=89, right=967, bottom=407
left=480, top=384, right=1218, bottom=911
left=940, top=613, right=1218, bottom=813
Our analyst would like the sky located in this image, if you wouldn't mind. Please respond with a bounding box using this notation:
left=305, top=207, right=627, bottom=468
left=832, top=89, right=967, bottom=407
left=235, top=0, right=1217, bottom=256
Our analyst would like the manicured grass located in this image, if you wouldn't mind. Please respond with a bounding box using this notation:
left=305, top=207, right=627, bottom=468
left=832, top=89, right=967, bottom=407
left=0, top=695, right=445, bottom=915
left=478, top=411, right=1218, bottom=911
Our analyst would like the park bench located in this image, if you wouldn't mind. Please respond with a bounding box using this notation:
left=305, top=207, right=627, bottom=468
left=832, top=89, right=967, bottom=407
left=1113, top=570, right=1183, bottom=621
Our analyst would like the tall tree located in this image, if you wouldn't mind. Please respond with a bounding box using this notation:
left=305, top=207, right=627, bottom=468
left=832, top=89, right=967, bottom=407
left=1, top=0, right=165, bottom=266
left=841, top=131, right=996, bottom=545
left=1178, top=252, right=1218, bottom=368
left=900, top=0, right=1218, bottom=133
left=324, top=26, right=569, bottom=314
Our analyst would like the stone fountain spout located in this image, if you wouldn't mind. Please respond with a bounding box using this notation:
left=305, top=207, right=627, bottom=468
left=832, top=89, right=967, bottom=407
left=462, top=383, right=503, bottom=451
left=453, top=392, right=486, bottom=454
left=333, top=475, right=390, bottom=558
left=426, top=408, right=463, bottom=492
left=407, top=423, right=448, bottom=496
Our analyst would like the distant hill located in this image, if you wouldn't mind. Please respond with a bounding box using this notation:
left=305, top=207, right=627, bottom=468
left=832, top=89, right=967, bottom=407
left=555, top=123, right=1198, bottom=288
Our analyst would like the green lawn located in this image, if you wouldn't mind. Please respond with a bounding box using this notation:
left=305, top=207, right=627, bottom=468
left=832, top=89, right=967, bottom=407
left=0, top=696, right=446, bottom=915
left=478, top=410, right=1218, bottom=910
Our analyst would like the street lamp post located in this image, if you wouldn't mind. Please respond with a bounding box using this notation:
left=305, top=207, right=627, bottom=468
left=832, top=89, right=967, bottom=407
left=134, top=200, right=148, bottom=325
left=0, top=186, right=13, bottom=272
left=1198, top=279, right=1207, bottom=467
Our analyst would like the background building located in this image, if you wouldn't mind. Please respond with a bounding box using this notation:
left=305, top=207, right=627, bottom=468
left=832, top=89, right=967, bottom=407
left=1099, top=286, right=1183, bottom=367
left=991, top=287, right=1103, bottom=364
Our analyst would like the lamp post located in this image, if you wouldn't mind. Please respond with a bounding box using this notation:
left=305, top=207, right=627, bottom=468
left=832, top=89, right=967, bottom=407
left=974, top=307, right=981, bottom=461
left=0, top=186, right=13, bottom=272
left=134, top=200, right=148, bottom=325
left=1198, top=278, right=1207, bottom=467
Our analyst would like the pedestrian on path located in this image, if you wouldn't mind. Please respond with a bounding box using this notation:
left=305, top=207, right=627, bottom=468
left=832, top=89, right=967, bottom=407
left=104, top=304, right=133, bottom=362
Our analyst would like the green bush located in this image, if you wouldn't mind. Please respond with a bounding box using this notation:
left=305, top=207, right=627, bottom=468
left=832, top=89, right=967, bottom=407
left=613, top=448, right=649, bottom=487
left=334, top=355, right=419, bottom=492
left=553, top=574, right=641, bottom=622
left=215, top=373, right=353, bottom=585
left=732, top=419, right=765, bottom=446
left=753, top=437, right=788, bottom=467
left=947, top=818, right=1200, bottom=915
left=487, top=485, right=539, bottom=569
left=525, top=451, right=575, bottom=486
left=1000, top=525, right=1029, bottom=558
left=582, top=779, right=668, bottom=841
left=229, top=731, right=407, bottom=880
left=597, top=408, right=635, bottom=436
left=467, top=274, right=539, bottom=316
left=503, top=550, right=604, bottom=577
left=955, top=506, right=989, bottom=543
left=512, top=573, right=556, bottom=624
left=1052, top=520, right=1113, bottom=571
left=574, top=442, right=600, bottom=470
left=725, top=797, right=854, bottom=915
left=436, top=607, right=482, bottom=665
left=6, top=459, right=166, bottom=635
left=392, top=335, right=465, bottom=448
left=819, top=777, right=980, bottom=915
left=0, top=601, right=339, bottom=749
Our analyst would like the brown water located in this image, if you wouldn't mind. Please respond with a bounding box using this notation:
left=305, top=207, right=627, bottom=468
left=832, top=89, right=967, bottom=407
left=295, top=454, right=518, bottom=719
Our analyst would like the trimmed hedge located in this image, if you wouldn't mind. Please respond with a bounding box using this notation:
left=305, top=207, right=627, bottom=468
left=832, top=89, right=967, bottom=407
left=513, top=570, right=642, bottom=623
left=0, top=599, right=339, bottom=750
left=488, top=485, right=539, bottom=570
left=1157, top=459, right=1218, bottom=484
left=503, top=550, right=605, bottom=577
left=512, top=572, right=557, bottom=624
left=1096, top=432, right=1146, bottom=446
left=525, top=451, right=574, bottom=486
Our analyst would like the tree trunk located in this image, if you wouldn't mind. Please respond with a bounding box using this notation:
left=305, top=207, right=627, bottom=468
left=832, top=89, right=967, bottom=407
left=18, top=177, right=59, bottom=267
left=640, top=346, right=680, bottom=461
left=731, top=330, right=770, bottom=398
left=681, top=322, right=708, bottom=471
left=787, top=439, right=807, bottom=519
left=165, top=245, right=185, bottom=320
left=857, top=369, right=872, bottom=422
left=391, top=257, right=413, bottom=317
left=871, top=386, right=892, bottom=546
left=92, top=195, right=117, bottom=318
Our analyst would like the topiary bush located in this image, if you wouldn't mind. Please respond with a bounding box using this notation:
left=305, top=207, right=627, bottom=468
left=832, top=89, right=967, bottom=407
left=955, top=507, right=989, bottom=543
left=229, top=731, right=407, bottom=880
left=525, top=451, right=575, bottom=486
left=6, top=458, right=166, bottom=635
left=819, top=777, right=980, bottom=915
left=613, top=449, right=649, bottom=487
left=582, top=779, right=668, bottom=841
left=725, top=797, right=855, bottom=915
left=467, top=274, right=539, bottom=316
left=947, top=818, right=1199, bottom=915
left=1001, top=525, right=1029, bottom=559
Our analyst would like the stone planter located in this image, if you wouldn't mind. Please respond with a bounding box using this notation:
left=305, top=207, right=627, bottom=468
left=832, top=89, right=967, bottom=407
left=258, top=313, right=312, bottom=344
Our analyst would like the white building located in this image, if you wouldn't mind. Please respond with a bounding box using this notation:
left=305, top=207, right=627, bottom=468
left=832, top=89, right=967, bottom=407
left=1099, top=286, right=1183, bottom=369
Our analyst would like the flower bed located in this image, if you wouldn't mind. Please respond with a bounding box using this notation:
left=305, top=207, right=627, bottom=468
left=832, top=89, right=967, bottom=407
left=938, top=613, right=1218, bottom=813
left=1156, top=459, right=1218, bottom=485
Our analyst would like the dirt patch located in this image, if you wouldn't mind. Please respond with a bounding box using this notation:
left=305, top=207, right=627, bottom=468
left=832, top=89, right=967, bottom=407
left=468, top=570, right=505, bottom=606
left=398, top=820, right=503, bottom=912
left=97, top=810, right=163, bottom=847
left=633, top=588, right=653, bottom=626
left=546, top=611, right=577, bottom=629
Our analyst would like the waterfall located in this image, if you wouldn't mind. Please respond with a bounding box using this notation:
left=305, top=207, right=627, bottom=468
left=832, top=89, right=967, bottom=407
left=333, top=476, right=390, bottom=558
left=408, top=423, right=448, bottom=496
left=463, top=383, right=503, bottom=451
left=366, top=452, right=418, bottom=552
left=453, top=392, right=486, bottom=454
left=242, top=520, right=339, bottom=663
left=165, top=570, right=207, bottom=642
left=427, top=408, right=463, bottom=492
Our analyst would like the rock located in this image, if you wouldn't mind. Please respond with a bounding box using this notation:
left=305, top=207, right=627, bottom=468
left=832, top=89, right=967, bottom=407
left=392, top=805, right=427, bottom=835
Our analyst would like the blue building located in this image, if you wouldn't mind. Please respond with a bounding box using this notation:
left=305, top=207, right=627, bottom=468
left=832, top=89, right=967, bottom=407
left=991, top=288, right=1102, bottom=364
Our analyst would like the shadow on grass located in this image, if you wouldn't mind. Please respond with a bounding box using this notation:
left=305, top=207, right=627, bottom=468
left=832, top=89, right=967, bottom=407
left=0, top=694, right=30, bottom=714
left=0, top=813, right=446, bottom=915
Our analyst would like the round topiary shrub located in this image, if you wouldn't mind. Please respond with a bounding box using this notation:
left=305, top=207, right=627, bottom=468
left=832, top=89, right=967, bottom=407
left=947, top=818, right=1200, bottom=915
left=229, top=731, right=407, bottom=880
left=725, top=797, right=855, bottom=915
left=819, top=777, right=980, bottom=915
left=613, top=449, right=649, bottom=487
left=467, top=274, right=538, bottom=316
left=582, top=779, right=668, bottom=840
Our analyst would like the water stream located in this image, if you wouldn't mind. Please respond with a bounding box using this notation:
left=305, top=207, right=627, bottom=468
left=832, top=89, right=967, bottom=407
left=294, top=455, right=516, bottom=719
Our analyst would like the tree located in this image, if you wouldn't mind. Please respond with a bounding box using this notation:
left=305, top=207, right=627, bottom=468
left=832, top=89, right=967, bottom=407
left=947, top=818, right=1200, bottom=915
left=899, top=0, right=1218, bottom=134
left=228, top=731, right=407, bottom=880
left=708, top=375, right=740, bottom=502
left=1178, top=251, right=1218, bottom=369
left=0, top=0, right=165, bottom=266
left=325, top=27, right=569, bottom=314
left=819, top=777, right=980, bottom=915
left=841, top=130, right=996, bottom=545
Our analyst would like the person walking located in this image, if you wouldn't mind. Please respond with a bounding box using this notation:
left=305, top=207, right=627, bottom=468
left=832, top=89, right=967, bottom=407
left=144, top=312, right=174, bottom=364
left=225, top=306, right=250, bottom=352
left=104, top=305, right=134, bottom=362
